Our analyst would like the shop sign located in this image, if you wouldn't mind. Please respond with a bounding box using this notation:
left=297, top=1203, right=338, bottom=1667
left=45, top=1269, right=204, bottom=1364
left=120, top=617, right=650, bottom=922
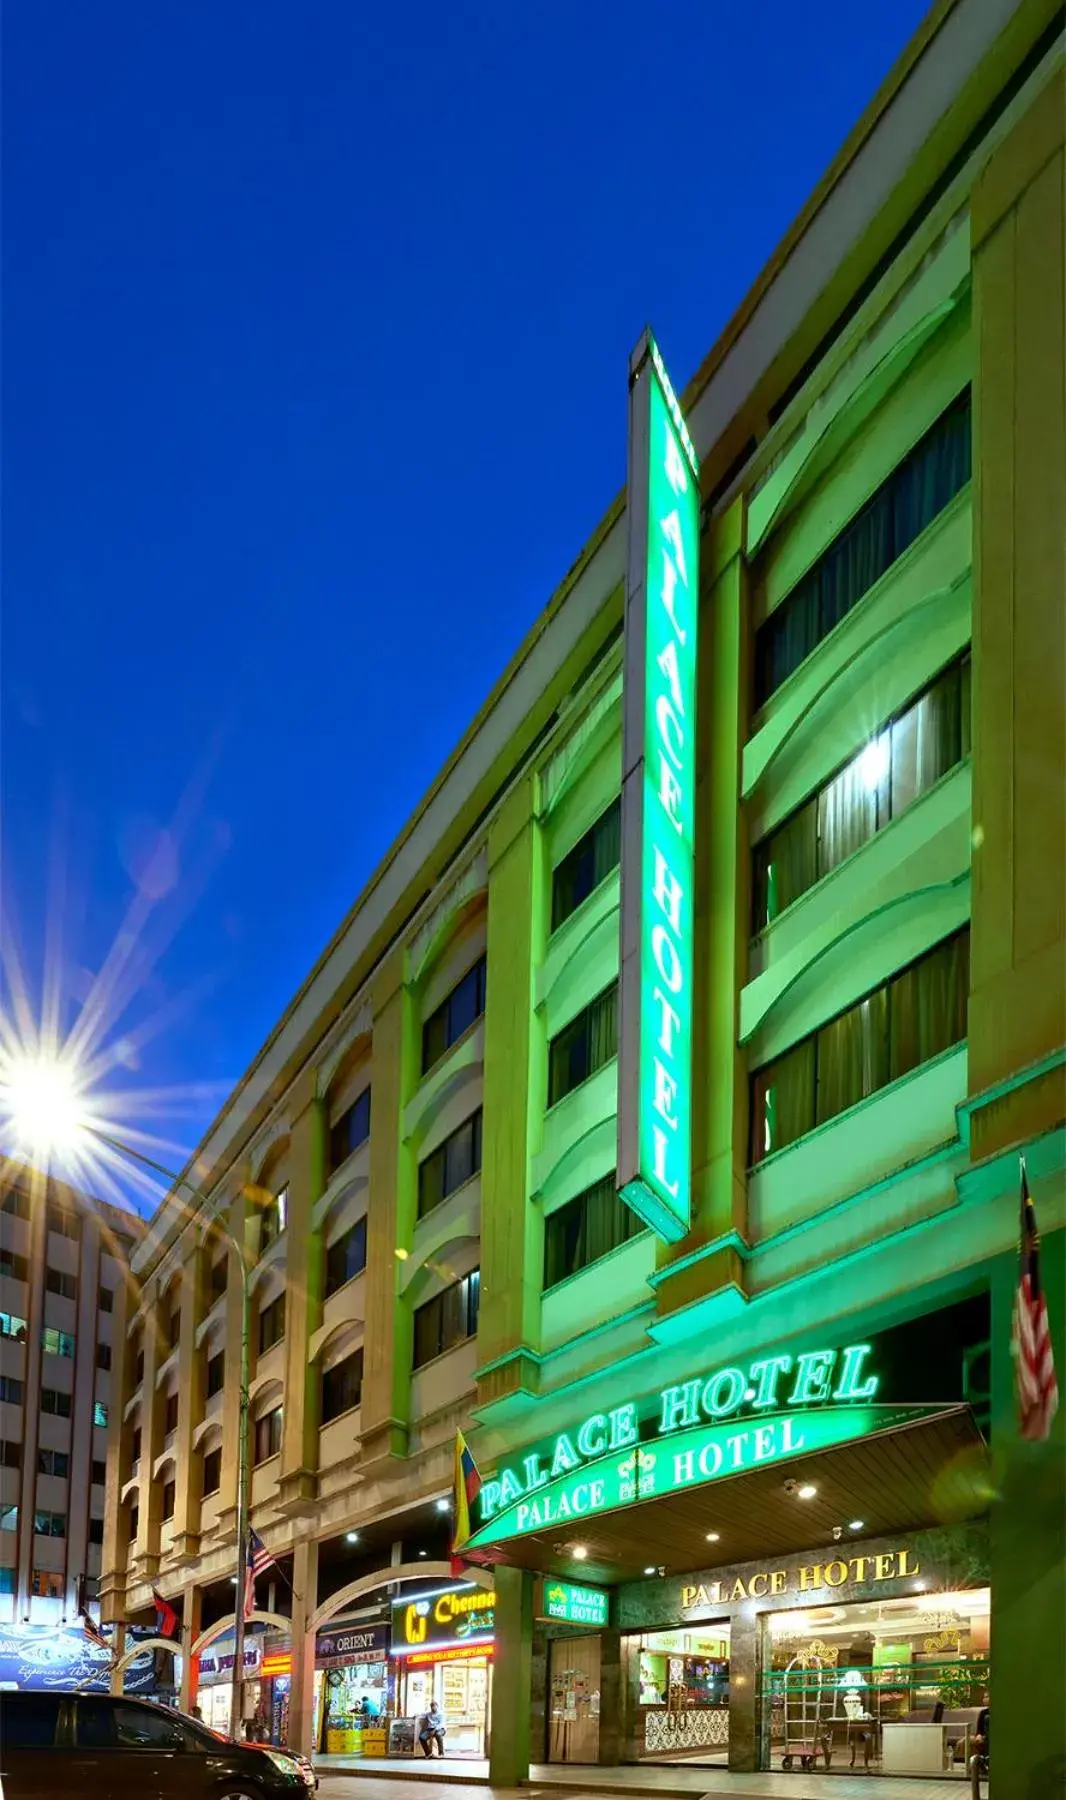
left=315, top=1622, right=388, bottom=1665
left=405, top=1643, right=494, bottom=1667
left=260, top=1650, right=292, bottom=1678
left=618, top=331, right=700, bottom=1245
left=461, top=1341, right=895, bottom=1552
left=679, top=1547, right=921, bottom=1610
left=198, top=1641, right=261, bottom=1683
left=391, top=1586, right=495, bottom=1657
left=538, top=1580, right=610, bottom=1628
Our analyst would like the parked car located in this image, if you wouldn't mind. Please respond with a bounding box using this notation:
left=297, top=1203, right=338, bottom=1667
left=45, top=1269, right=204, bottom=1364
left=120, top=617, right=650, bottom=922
left=0, top=1690, right=317, bottom=1799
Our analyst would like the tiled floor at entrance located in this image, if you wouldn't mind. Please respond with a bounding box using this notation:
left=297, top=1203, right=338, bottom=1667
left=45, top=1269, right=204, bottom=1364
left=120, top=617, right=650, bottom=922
left=315, top=1759, right=986, bottom=1799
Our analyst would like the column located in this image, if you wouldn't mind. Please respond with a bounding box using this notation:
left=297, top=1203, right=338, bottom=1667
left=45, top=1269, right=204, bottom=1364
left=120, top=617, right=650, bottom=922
left=109, top=1622, right=127, bottom=1697
left=597, top=1629, right=622, bottom=1766
left=360, top=948, right=417, bottom=1464
left=279, top=1071, right=328, bottom=1512
left=488, top=1565, right=534, bottom=1785
left=15, top=1185, right=47, bottom=1613
left=218, top=1184, right=250, bottom=1528
left=100, top=1254, right=135, bottom=1624
left=654, top=495, right=752, bottom=1326
left=478, top=774, right=544, bottom=1407
left=171, top=1245, right=204, bottom=1557
left=132, top=1278, right=163, bottom=1579
left=179, top=1583, right=203, bottom=1712
left=287, top=1538, right=320, bottom=1756
left=726, top=1609, right=761, bottom=1773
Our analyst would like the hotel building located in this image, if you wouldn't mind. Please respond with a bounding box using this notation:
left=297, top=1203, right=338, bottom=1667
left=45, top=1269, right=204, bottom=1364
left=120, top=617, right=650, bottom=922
left=101, top=0, right=1064, bottom=1785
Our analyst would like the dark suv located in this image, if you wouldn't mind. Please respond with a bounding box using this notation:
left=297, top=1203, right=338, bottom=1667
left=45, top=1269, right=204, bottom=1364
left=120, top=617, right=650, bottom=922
left=0, top=1690, right=316, bottom=1799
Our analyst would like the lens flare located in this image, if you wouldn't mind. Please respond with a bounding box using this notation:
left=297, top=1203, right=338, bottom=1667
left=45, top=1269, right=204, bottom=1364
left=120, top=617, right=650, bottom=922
left=0, top=1051, right=93, bottom=1157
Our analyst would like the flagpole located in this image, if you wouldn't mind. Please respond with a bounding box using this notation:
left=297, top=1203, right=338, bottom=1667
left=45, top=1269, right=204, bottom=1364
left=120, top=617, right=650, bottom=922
left=229, top=1247, right=252, bottom=1741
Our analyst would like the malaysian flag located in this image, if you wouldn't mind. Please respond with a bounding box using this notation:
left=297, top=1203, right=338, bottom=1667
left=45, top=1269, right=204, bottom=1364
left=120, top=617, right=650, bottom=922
left=81, top=1610, right=113, bottom=1655
left=1013, top=1160, right=1059, bottom=1442
left=243, top=1526, right=275, bottom=1621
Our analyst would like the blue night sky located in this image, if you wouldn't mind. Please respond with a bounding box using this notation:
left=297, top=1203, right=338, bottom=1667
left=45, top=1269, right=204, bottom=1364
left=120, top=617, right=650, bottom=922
left=2, top=0, right=929, bottom=1207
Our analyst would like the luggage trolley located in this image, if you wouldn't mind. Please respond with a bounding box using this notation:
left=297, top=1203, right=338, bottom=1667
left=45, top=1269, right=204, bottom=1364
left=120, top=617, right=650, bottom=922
left=780, top=1652, right=832, bottom=1771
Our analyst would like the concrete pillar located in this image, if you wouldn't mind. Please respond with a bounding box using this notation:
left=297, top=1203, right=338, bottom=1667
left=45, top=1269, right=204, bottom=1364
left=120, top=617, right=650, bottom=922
left=171, top=1246, right=205, bottom=1558
left=287, top=1538, right=320, bottom=1756
left=597, top=1629, right=622, bottom=1766
left=133, top=1279, right=162, bottom=1579
left=488, top=1565, right=533, bottom=1785
left=110, top=1622, right=127, bottom=1696
left=361, top=949, right=416, bottom=1465
left=100, top=1233, right=137, bottom=1624
left=477, top=775, right=544, bottom=1411
left=218, top=1184, right=250, bottom=1526
left=279, top=1073, right=328, bottom=1513
left=179, top=1584, right=203, bottom=1711
left=727, top=1609, right=761, bottom=1773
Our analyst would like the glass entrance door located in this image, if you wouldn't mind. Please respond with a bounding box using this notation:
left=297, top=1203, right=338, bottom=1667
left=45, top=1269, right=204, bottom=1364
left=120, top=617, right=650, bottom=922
left=548, top=1635, right=601, bottom=1764
left=629, top=1625, right=730, bottom=1764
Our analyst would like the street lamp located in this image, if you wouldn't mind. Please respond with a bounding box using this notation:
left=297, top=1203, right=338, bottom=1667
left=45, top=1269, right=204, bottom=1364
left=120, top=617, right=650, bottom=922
left=0, top=1052, right=253, bottom=1743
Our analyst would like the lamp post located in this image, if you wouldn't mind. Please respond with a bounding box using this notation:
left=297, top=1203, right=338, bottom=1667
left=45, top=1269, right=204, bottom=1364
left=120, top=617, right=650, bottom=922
left=0, top=1062, right=252, bottom=1743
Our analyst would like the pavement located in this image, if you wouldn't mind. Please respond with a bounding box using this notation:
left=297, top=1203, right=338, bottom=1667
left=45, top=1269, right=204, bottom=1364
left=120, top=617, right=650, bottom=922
left=313, top=1765, right=984, bottom=1800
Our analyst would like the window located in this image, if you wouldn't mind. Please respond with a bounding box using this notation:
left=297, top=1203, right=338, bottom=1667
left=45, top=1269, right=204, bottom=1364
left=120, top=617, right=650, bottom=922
left=206, top=1348, right=225, bottom=1397
left=0, top=1439, right=21, bottom=1469
left=752, top=656, right=972, bottom=930
left=0, top=1375, right=25, bottom=1405
left=258, top=1294, right=285, bottom=1354
left=418, top=1110, right=483, bottom=1219
left=164, top=1393, right=179, bottom=1435
left=161, top=1479, right=176, bottom=1522
left=329, top=1087, right=372, bottom=1173
left=88, top=1516, right=104, bottom=1545
left=324, top=1218, right=368, bottom=1296
left=259, top=1186, right=288, bottom=1253
left=167, top=1309, right=181, bottom=1350
left=41, top=1388, right=72, bottom=1418
left=551, top=799, right=622, bottom=930
left=45, top=1267, right=78, bottom=1301
left=91, top=1459, right=107, bottom=1486
left=33, top=1509, right=66, bottom=1538
left=131, top=1426, right=142, bottom=1463
left=0, top=1566, right=14, bottom=1594
left=96, top=1343, right=112, bottom=1372
left=754, top=389, right=972, bottom=706
left=134, top=1346, right=145, bottom=1385
left=321, top=1348, right=364, bottom=1422
left=0, top=1249, right=29, bottom=1282
left=209, top=1255, right=228, bottom=1304
left=47, top=1207, right=80, bottom=1241
left=31, top=1568, right=64, bottom=1596
left=0, top=1692, right=62, bottom=1747
left=41, top=1326, right=76, bottom=1358
left=548, top=984, right=618, bottom=1105
left=75, top=1698, right=189, bottom=1752
left=422, top=954, right=487, bottom=1073
left=93, top=1401, right=109, bottom=1429
left=0, top=1504, right=19, bottom=1532
left=128, top=1504, right=139, bottom=1541
left=254, top=1405, right=283, bottom=1464
left=1, top=1188, right=31, bottom=1218
left=202, top=1446, right=222, bottom=1496
left=98, top=1285, right=114, bottom=1314
left=37, top=1447, right=70, bottom=1478
left=413, top=1270, right=480, bottom=1369
left=543, top=1173, right=645, bottom=1289
left=750, top=929, right=970, bottom=1162
left=0, top=1311, right=27, bottom=1341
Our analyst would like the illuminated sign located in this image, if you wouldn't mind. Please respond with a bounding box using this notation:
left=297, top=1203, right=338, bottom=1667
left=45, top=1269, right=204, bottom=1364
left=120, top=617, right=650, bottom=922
left=618, top=332, right=700, bottom=1244
left=315, top=1622, right=388, bottom=1665
left=405, top=1644, right=495, bottom=1667
left=391, top=1586, right=494, bottom=1657
left=679, top=1548, right=921, bottom=1610
left=260, top=1650, right=292, bottom=1678
left=538, top=1580, right=610, bottom=1628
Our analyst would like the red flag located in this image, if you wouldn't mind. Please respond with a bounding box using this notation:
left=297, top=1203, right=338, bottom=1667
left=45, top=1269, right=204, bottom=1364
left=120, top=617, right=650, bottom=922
left=1013, top=1161, right=1059, bottom=1442
left=152, top=1588, right=179, bottom=1639
left=244, top=1526, right=275, bottom=1621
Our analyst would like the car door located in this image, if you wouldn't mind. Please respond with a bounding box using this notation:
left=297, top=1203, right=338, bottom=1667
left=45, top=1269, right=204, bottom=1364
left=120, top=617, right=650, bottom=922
left=0, top=1692, right=72, bottom=1800
left=73, top=1696, right=195, bottom=1800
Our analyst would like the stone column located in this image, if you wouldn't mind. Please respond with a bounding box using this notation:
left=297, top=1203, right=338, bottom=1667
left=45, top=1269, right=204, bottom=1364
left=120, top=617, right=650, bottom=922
left=132, top=1279, right=163, bottom=1580
left=179, top=1584, right=203, bottom=1711
left=727, top=1608, right=761, bottom=1773
left=218, top=1184, right=250, bottom=1528
left=360, top=948, right=416, bottom=1464
left=287, top=1538, right=320, bottom=1755
left=597, top=1629, right=622, bottom=1766
left=279, top=1072, right=328, bottom=1513
left=171, top=1246, right=204, bottom=1558
left=109, top=1622, right=127, bottom=1697
left=488, top=1564, right=534, bottom=1784
left=100, top=1252, right=136, bottom=1625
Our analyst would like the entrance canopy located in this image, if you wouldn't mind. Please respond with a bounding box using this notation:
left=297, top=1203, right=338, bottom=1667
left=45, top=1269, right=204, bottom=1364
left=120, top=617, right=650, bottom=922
left=475, top=1407, right=989, bottom=1584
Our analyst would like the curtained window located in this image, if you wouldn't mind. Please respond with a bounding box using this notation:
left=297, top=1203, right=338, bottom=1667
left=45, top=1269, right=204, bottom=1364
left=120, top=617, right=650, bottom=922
left=418, top=1109, right=483, bottom=1218
left=543, top=1173, right=645, bottom=1289
left=412, top=1271, right=480, bottom=1368
left=552, top=800, right=622, bottom=930
left=422, top=956, right=487, bottom=1073
left=548, top=984, right=619, bottom=1104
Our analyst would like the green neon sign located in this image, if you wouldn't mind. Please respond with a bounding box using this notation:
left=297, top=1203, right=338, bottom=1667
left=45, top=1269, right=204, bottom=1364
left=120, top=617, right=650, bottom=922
left=618, top=333, right=700, bottom=1244
left=539, top=1580, right=610, bottom=1628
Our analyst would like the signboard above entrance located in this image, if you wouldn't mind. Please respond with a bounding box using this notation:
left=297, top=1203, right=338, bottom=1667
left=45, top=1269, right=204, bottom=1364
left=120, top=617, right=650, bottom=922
left=538, top=1579, right=610, bottom=1628
left=618, top=332, right=700, bottom=1245
left=391, top=1586, right=494, bottom=1657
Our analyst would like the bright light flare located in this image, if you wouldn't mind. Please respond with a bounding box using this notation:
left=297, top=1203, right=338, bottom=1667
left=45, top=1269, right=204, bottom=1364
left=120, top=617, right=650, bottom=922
left=0, top=1050, right=95, bottom=1159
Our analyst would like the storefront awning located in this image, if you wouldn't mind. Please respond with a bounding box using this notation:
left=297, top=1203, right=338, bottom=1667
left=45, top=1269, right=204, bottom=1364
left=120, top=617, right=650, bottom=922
left=478, top=1406, right=989, bottom=1584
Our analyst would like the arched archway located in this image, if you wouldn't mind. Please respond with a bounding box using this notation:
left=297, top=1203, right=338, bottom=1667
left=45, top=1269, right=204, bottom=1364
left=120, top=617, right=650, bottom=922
left=309, top=1559, right=491, bottom=1636
left=113, top=1635, right=179, bottom=1676
left=191, top=1608, right=291, bottom=1657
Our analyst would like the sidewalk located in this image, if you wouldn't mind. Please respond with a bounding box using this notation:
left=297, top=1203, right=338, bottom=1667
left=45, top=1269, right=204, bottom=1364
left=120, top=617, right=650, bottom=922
left=314, top=1756, right=982, bottom=1799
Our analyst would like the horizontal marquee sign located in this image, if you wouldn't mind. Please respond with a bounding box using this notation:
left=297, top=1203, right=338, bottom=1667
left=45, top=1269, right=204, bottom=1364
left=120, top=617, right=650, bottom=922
left=391, top=1586, right=494, bottom=1657
left=315, top=1622, right=388, bottom=1665
left=679, top=1547, right=921, bottom=1611
left=538, top=1579, right=610, bottom=1628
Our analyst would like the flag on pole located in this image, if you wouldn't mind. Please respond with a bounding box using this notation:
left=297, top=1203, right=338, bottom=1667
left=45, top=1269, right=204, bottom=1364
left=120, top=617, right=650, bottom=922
left=152, top=1589, right=179, bottom=1639
left=244, top=1526, right=275, bottom=1621
left=81, top=1611, right=112, bottom=1654
left=450, top=1429, right=486, bottom=1574
left=1013, top=1160, right=1059, bottom=1442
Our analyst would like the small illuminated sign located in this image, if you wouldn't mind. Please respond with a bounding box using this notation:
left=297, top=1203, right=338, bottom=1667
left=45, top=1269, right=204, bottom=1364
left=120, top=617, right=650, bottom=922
left=618, top=332, right=700, bottom=1244
left=538, top=1580, right=610, bottom=1628
left=390, top=1586, right=495, bottom=1657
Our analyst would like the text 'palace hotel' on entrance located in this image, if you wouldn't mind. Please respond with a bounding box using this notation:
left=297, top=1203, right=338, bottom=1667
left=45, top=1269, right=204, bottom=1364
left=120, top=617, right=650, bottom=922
left=97, top=0, right=1064, bottom=1788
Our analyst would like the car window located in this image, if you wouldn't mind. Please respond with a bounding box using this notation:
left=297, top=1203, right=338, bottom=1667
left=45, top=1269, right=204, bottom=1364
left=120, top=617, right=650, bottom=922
left=0, top=1693, right=63, bottom=1747
left=112, top=1703, right=188, bottom=1749
left=76, top=1697, right=120, bottom=1748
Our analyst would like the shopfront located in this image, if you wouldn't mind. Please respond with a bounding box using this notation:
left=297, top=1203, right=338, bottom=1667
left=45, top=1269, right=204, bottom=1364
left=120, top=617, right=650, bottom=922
left=197, top=1636, right=263, bottom=1734
left=313, top=1621, right=390, bottom=1755
left=389, top=1585, right=494, bottom=1757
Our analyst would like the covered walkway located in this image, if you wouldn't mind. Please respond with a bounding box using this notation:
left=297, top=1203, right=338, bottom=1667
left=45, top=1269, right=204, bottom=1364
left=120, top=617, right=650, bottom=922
left=315, top=1757, right=986, bottom=1799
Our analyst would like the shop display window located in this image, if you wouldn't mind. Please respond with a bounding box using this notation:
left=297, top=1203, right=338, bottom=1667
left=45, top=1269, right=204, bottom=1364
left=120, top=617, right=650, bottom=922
left=629, top=1627, right=730, bottom=1764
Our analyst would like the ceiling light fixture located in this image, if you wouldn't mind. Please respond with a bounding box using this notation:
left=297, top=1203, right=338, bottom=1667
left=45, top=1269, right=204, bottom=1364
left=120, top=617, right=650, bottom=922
left=571, top=1545, right=588, bottom=1562
left=643, top=1566, right=656, bottom=1576
left=705, top=1531, right=720, bottom=1543
left=435, top=1498, right=450, bottom=1512
left=345, top=1531, right=359, bottom=1544
left=797, top=1483, right=818, bottom=1500
left=848, top=1519, right=865, bottom=1532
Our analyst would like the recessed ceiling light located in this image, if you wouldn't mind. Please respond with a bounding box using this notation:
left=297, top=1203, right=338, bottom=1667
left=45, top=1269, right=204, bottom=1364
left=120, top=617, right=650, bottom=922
left=797, top=1483, right=818, bottom=1500
left=571, top=1545, right=588, bottom=1561
left=230, top=1577, right=238, bottom=1586
left=643, top=1566, right=656, bottom=1576
left=418, top=1550, right=427, bottom=1558
left=345, top=1531, right=359, bottom=1544
left=705, top=1531, right=720, bottom=1543
left=435, top=1498, right=450, bottom=1512
left=848, top=1519, right=865, bottom=1532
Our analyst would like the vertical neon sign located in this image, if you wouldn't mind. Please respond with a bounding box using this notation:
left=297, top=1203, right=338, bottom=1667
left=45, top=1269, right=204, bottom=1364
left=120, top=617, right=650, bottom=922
left=618, top=332, right=699, bottom=1244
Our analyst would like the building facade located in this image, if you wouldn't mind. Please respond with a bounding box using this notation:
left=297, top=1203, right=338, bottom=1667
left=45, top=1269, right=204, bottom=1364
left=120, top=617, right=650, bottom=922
left=0, top=1160, right=141, bottom=1686
left=102, top=0, right=1064, bottom=1787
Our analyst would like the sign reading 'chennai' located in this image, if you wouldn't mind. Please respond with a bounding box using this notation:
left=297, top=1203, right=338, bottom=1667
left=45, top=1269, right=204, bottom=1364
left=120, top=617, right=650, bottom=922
left=618, top=333, right=700, bottom=1244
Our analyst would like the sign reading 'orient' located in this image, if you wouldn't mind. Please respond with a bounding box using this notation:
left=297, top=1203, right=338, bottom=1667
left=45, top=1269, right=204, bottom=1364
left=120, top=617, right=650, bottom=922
left=618, top=332, right=700, bottom=1244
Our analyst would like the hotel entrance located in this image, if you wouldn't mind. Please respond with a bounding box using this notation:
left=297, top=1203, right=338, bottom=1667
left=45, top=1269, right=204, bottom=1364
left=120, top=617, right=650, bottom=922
left=628, top=1623, right=730, bottom=1765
